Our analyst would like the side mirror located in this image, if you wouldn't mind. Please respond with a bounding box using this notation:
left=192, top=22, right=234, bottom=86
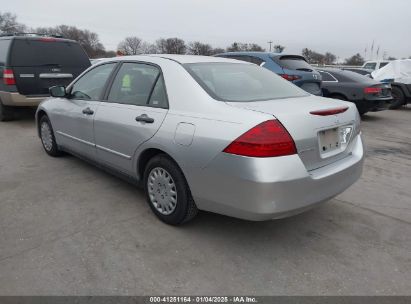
left=49, top=85, right=66, bottom=98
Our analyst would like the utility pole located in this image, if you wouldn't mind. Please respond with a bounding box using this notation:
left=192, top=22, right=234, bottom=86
left=267, top=41, right=273, bottom=52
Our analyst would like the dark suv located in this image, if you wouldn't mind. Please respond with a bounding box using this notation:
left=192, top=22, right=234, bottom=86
left=216, top=52, right=322, bottom=96
left=0, top=34, right=91, bottom=121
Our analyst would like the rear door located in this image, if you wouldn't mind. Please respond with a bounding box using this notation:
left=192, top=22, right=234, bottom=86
left=9, top=38, right=90, bottom=96
left=272, top=55, right=322, bottom=95
left=93, top=62, right=168, bottom=175
left=52, top=63, right=117, bottom=159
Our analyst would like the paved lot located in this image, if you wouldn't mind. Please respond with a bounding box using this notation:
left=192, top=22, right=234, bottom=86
left=0, top=108, right=410, bottom=296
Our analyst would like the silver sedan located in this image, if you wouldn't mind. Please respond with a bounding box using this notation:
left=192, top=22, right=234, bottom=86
left=36, top=55, right=364, bottom=225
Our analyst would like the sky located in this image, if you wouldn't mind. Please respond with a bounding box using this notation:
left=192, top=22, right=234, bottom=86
left=5, top=0, right=411, bottom=61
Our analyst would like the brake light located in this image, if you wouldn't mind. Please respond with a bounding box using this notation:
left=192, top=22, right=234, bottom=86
left=3, top=69, right=15, bottom=85
left=310, top=107, right=349, bottom=116
left=223, top=120, right=297, bottom=157
left=280, top=74, right=301, bottom=81
left=364, top=87, right=382, bottom=94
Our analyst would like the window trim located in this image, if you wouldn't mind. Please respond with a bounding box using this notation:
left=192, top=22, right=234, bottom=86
left=66, top=62, right=119, bottom=101
left=103, top=60, right=169, bottom=109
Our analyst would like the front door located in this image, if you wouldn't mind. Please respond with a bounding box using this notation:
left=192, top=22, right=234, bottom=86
left=52, top=63, right=117, bottom=158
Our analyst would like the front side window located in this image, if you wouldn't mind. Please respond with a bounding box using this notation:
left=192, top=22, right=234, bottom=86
left=185, top=62, right=308, bottom=102
left=70, top=63, right=116, bottom=100
left=380, top=62, right=389, bottom=68
left=107, top=62, right=167, bottom=107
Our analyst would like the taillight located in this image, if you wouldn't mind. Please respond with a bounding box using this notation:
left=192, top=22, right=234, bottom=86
left=280, top=74, right=301, bottom=81
left=310, top=107, right=349, bottom=116
left=364, top=87, right=382, bottom=94
left=223, top=120, right=297, bottom=158
left=3, top=69, right=16, bottom=85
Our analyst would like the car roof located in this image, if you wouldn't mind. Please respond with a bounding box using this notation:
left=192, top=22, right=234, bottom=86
left=0, top=35, right=77, bottom=44
left=218, top=51, right=304, bottom=58
left=102, top=54, right=250, bottom=65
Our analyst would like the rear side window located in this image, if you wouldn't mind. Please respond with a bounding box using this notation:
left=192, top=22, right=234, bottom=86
left=274, top=55, right=313, bottom=71
left=70, top=63, right=116, bottom=100
left=9, top=39, right=90, bottom=67
left=0, top=39, right=11, bottom=66
left=107, top=62, right=167, bottom=108
left=185, top=62, right=308, bottom=102
left=319, top=71, right=337, bottom=82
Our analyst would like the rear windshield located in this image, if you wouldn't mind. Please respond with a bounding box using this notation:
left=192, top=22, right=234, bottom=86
left=10, top=39, right=90, bottom=67
left=331, top=70, right=374, bottom=83
left=184, top=63, right=308, bottom=102
left=274, top=55, right=313, bottom=71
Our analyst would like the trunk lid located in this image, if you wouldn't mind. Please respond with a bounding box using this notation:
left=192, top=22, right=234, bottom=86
left=226, top=95, right=360, bottom=171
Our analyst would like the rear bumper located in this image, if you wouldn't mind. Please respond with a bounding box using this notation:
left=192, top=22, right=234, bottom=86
left=0, top=91, right=47, bottom=107
left=188, top=134, right=364, bottom=221
left=355, top=98, right=391, bottom=113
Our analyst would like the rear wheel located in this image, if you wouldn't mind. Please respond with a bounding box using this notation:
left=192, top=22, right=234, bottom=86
left=390, top=87, right=406, bottom=109
left=0, top=101, right=14, bottom=121
left=144, top=154, right=198, bottom=225
left=39, top=115, right=62, bottom=157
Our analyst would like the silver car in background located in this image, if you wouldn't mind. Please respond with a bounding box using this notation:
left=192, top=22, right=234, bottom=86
left=36, top=55, right=364, bottom=225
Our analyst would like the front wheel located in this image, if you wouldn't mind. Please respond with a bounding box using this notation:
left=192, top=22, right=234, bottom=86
left=39, top=115, right=62, bottom=157
left=144, top=155, right=198, bottom=225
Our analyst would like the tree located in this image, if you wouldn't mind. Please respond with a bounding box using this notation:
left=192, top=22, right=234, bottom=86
left=210, top=47, right=225, bottom=55
left=187, top=41, right=213, bottom=55
left=273, top=45, right=285, bottom=53
left=324, top=52, right=337, bottom=65
left=302, top=48, right=325, bottom=64
left=156, top=38, right=186, bottom=54
left=117, top=36, right=144, bottom=55
left=0, top=11, right=26, bottom=34
left=344, top=53, right=365, bottom=66
left=387, top=56, right=397, bottom=60
left=34, top=25, right=106, bottom=58
left=226, top=42, right=265, bottom=52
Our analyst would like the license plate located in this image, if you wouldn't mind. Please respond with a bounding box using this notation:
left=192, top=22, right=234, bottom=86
left=319, top=126, right=353, bottom=156
left=319, top=128, right=339, bottom=153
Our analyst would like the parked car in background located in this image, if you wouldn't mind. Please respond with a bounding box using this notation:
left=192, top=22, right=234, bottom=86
left=0, top=33, right=91, bottom=121
left=216, top=52, right=322, bottom=96
left=36, top=55, right=363, bottom=225
left=318, top=68, right=392, bottom=115
left=342, top=68, right=371, bottom=76
left=371, top=59, right=411, bottom=109
left=362, top=60, right=390, bottom=72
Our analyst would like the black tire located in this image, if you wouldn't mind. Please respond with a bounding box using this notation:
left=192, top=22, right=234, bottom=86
left=144, top=154, right=198, bottom=225
left=390, top=86, right=406, bottom=109
left=0, top=101, right=14, bottom=121
left=39, top=115, right=62, bottom=157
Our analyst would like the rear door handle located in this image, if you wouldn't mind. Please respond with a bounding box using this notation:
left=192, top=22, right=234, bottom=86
left=82, top=107, right=94, bottom=115
left=135, top=114, right=154, bottom=123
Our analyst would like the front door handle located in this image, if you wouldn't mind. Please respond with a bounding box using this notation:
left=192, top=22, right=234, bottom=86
left=135, top=114, right=154, bottom=123
left=82, top=107, right=94, bottom=115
